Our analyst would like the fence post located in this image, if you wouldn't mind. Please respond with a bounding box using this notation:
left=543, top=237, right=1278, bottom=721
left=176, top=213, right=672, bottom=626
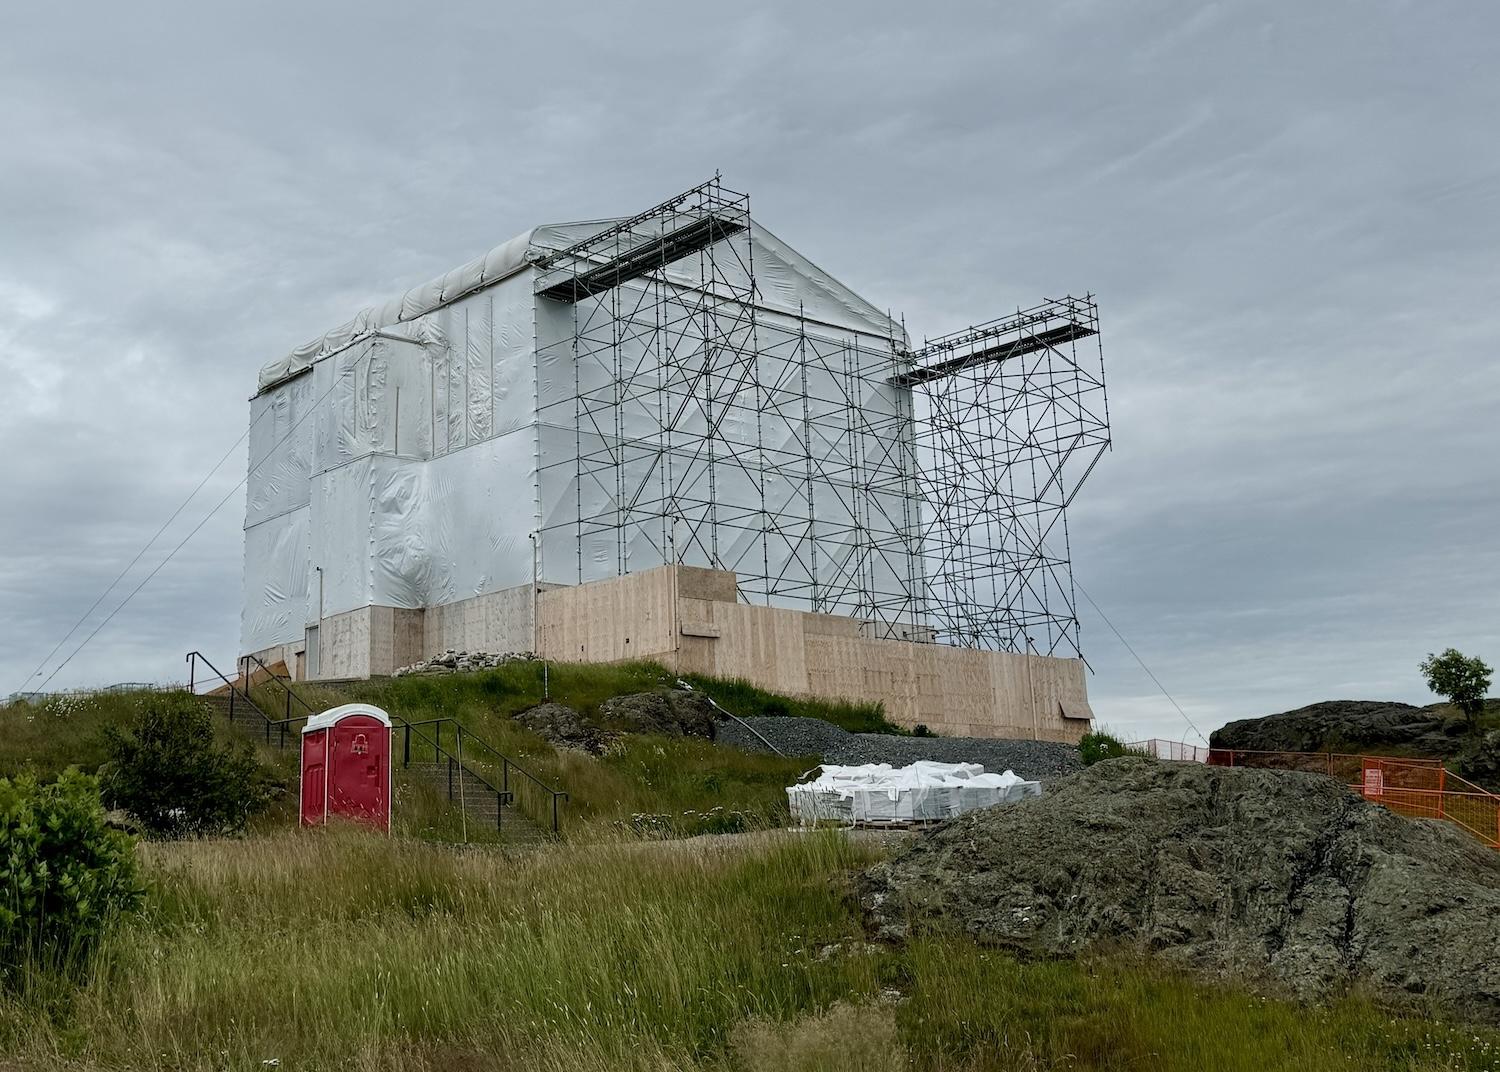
left=403, top=725, right=411, bottom=768
left=552, top=793, right=559, bottom=835
left=1438, top=766, right=1446, bottom=820
left=229, top=688, right=235, bottom=720
left=188, top=654, right=195, bottom=694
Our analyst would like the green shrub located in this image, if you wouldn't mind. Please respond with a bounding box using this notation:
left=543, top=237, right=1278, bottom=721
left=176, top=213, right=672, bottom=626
left=99, top=694, right=280, bottom=838
left=1078, top=731, right=1129, bottom=766
left=0, top=769, right=141, bottom=978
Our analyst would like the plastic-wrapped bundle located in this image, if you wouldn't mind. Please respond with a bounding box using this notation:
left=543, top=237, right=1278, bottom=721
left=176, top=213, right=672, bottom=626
left=909, top=784, right=960, bottom=821
left=851, top=788, right=915, bottom=823
left=787, top=762, right=1041, bottom=826
left=786, top=783, right=853, bottom=824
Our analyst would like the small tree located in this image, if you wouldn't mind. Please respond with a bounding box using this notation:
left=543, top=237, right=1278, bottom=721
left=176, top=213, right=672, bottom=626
left=99, top=694, right=279, bottom=838
left=1420, top=648, right=1493, bottom=727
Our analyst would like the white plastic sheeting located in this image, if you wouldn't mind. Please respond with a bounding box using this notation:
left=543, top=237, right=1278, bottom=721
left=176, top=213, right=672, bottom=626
left=256, top=220, right=899, bottom=393
left=243, top=209, right=917, bottom=655
left=786, top=762, right=1042, bottom=826
left=242, top=272, right=540, bottom=654
left=241, top=506, right=311, bottom=651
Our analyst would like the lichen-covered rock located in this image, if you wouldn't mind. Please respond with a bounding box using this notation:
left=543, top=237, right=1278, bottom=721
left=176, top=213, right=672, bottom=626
left=512, top=702, right=614, bottom=755
left=598, top=691, right=717, bottom=740
left=861, top=757, right=1500, bottom=1024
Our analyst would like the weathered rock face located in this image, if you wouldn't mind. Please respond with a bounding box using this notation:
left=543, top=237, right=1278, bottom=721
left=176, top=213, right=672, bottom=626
left=512, top=702, right=614, bottom=755
left=598, top=691, right=718, bottom=740
left=1209, top=699, right=1463, bottom=755
left=861, top=758, right=1500, bottom=1024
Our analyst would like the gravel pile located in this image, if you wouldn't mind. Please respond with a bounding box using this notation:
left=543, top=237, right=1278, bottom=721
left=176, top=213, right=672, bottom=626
left=715, top=714, right=1082, bottom=781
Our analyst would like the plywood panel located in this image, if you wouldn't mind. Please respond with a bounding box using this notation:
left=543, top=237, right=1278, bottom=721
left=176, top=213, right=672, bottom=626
left=675, top=566, right=737, bottom=603
left=537, top=568, right=677, bottom=664
left=526, top=563, right=1091, bottom=743
left=706, top=603, right=809, bottom=695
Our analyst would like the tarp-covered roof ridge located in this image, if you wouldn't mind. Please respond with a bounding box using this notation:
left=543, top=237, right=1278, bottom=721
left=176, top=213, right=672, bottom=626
left=256, top=215, right=902, bottom=393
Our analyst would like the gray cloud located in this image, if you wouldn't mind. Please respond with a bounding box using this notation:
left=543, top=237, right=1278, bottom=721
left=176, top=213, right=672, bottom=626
left=2, top=0, right=1496, bottom=739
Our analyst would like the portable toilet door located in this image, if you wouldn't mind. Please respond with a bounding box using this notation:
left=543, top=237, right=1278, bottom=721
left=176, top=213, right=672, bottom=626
left=300, top=704, right=393, bottom=833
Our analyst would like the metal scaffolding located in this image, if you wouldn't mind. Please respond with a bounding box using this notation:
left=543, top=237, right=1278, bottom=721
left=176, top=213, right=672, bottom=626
left=532, top=177, right=1109, bottom=657
left=906, top=297, right=1109, bottom=656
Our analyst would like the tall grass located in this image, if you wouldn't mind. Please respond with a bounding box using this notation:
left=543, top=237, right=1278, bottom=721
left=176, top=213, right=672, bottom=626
left=2, top=830, right=1497, bottom=1070
left=6, top=829, right=880, bottom=1070
left=0, top=693, right=154, bottom=779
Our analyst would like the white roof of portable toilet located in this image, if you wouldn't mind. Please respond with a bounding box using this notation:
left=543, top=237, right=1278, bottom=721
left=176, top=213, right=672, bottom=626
left=302, top=703, right=393, bottom=734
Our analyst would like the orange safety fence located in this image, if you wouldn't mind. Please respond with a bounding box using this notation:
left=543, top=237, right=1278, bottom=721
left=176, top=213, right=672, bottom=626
left=1206, top=748, right=1442, bottom=787
left=1202, top=748, right=1499, bottom=849
left=1357, top=757, right=1500, bottom=848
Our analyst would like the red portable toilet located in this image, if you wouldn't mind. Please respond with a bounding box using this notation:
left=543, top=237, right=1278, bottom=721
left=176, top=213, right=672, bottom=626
left=300, top=704, right=393, bottom=833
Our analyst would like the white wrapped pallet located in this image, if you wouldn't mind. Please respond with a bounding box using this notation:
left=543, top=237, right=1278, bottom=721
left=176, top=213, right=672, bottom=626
left=787, top=762, right=1041, bottom=827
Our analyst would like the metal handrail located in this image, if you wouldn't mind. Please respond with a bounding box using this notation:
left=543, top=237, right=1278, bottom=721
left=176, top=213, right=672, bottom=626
left=239, top=652, right=318, bottom=721
left=185, top=650, right=268, bottom=728
left=400, top=716, right=569, bottom=834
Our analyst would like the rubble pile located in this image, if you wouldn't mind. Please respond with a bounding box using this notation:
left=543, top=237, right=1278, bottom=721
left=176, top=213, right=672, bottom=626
left=392, top=650, right=537, bottom=676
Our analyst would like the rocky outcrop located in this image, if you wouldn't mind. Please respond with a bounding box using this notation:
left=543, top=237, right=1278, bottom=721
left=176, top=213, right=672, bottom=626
left=861, top=758, right=1500, bottom=1024
left=512, top=702, right=614, bottom=755
left=1209, top=699, right=1464, bottom=755
left=512, top=690, right=719, bottom=754
left=598, top=691, right=718, bottom=740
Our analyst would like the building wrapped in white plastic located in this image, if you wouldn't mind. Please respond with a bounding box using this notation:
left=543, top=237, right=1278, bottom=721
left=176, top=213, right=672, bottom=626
left=240, top=177, right=1109, bottom=738
left=243, top=180, right=924, bottom=674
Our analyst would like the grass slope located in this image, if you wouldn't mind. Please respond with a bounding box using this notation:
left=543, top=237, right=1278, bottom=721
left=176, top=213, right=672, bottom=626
left=295, top=661, right=870, bottom=836
left=1, top=829, right=1495, bottom=1071
left=1, top=665, right=854, bottom=839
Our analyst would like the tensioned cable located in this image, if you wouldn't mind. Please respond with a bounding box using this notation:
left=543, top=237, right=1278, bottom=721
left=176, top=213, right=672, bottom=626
left=26, top=352, right=365, bottom=696
left=14, top=413, right=267, bottom=697
left=1071, top=577, right=1209, bottom=746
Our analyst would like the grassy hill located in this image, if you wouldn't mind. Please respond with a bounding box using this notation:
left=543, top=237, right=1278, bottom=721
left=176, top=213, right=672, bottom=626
left=263, top=659, right=910, bottom=838
left=0, top=661, right=893, bottom=840
left=5, top=673, right=1500, bottom=1068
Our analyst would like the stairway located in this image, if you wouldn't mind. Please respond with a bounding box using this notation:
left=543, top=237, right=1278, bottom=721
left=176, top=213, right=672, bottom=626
left=402, top=760, right=550, bottom=845
left=199, top=691, right=287, bottom=744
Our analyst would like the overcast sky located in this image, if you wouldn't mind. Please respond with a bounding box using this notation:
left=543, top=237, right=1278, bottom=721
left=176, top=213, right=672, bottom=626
left=2, top=1, right=1496, bottom=741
